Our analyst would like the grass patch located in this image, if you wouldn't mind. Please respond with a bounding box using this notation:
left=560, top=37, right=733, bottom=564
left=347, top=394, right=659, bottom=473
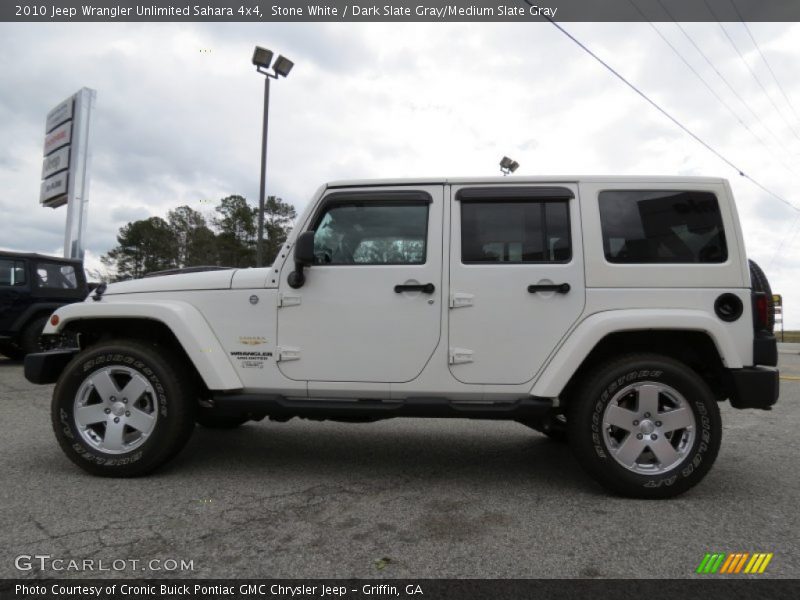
left=780, top=331, right=800, bottom=343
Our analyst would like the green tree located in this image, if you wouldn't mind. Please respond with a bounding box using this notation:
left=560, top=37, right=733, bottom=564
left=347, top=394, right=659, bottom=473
left=102, top=217, right=177, bottom=280
left=262, top=196, right=297, bottom=265
left=214, top=195, right=256, bottom=268
left=167, top=205, right=217, bottom=267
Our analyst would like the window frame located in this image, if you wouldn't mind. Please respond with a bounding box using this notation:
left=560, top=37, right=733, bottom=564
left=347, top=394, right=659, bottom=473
left=307, top=190, right=432, bottom=267
left=598, top=189, right=728, bottom=265
left=0, top=259, right=28, bottom=287
left=456, top=187, right=574, bottom=266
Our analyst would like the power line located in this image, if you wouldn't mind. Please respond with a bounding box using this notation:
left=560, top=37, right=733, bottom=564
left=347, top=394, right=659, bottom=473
left=729, top=0, right=800, bottom=125
left=655, top=0, right=797, bottom=158
left=627, top=0, right=800, bottom=178
left=703, top=0, right=800, bottom=145
left=531, top=12, right=799, bottom=213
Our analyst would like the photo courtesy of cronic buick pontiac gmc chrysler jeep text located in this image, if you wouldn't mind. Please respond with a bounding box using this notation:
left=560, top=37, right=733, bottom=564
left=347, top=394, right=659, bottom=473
left=25, top=176, right=779, bottom=498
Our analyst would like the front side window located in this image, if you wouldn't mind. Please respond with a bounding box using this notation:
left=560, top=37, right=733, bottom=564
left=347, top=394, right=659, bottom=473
left=461, top=199, right=571, bottom=263
left=312, top=202, right=428, bottom=265
left=36, top=263, right=78, bottom=289
left=0, top=259, right=26, bottom=286
left=599, top=190, right=727, bottom=263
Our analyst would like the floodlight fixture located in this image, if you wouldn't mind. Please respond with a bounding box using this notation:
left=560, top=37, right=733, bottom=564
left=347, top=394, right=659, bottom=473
left=273, top=55, right=294, bottom=78
left=252, top=46, right=274, bottom=69
left=500, top=156, right=520, bottom=176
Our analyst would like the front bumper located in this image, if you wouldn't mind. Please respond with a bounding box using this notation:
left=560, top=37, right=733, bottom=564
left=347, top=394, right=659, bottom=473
left=24, top=349, right=78, bottom=384
left=727, top=367, right=779, bottom=410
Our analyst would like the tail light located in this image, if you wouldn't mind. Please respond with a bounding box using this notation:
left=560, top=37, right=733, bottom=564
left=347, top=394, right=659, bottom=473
left=753, top=292, right=768, bottom=330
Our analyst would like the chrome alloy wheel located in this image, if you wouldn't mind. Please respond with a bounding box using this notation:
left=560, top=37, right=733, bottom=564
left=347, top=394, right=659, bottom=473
left=601, top=382, right=696, bottom=474
left=73, top=366, right=158, bottom=454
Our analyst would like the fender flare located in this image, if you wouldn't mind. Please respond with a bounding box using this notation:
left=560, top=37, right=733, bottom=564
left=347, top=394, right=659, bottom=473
left=45, top=300, right=242, bottom=391
left=530, top=309, right=742, bottom=398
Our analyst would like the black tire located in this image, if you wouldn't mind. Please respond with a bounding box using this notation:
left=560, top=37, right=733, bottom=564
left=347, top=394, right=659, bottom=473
left=749, top=259, right=775, bottom=333
left=567, top=353, right=721, bottom=499
left=196, top=411, right=249, bottom=429
left=51, top=340, right=196, bottom=477
left=19, top=315, right=49, bottom=356
left=0, top=342, right=24, bottom=361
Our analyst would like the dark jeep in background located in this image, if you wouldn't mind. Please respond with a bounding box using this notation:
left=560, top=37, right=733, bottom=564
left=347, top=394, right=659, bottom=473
left=0, top=251, right=88, bottom=359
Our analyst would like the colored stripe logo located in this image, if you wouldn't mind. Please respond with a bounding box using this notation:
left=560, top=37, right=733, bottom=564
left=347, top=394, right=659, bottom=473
left=696, top=552, right=773, bottom=574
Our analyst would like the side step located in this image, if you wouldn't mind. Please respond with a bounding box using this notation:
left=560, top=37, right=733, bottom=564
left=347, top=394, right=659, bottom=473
left=208, top=393, right=552, bottom=421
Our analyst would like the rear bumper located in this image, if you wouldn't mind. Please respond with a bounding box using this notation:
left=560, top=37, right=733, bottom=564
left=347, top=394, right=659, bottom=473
left=24, top=349, right=78, bottom=384
left=727, top=367, right=779, bottom=410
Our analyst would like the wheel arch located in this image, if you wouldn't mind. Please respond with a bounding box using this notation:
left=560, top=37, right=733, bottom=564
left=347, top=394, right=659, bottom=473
left=531, top=310, right=739, bottom=401
left=46, top=301, right=242, bottom=391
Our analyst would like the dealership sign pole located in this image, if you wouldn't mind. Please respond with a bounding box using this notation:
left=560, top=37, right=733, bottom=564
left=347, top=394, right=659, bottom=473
left=40, top=87, right=96, bottom=259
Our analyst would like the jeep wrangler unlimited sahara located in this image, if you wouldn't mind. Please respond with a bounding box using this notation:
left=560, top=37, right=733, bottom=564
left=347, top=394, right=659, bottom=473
left=25, top=176, right=779, bottom=498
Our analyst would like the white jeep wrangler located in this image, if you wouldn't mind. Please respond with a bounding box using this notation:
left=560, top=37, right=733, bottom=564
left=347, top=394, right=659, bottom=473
left=26, top=176, right=779, bottom=498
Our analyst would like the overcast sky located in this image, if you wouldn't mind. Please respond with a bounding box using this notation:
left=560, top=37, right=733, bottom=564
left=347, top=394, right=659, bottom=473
left=1, top=21, right=799, bottom=327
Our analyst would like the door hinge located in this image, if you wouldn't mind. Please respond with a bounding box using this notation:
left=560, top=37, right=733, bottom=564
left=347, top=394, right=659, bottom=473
left=277, top=346, right=301, bottom=362
left=278, top=293, right=302, bottom=308
left=449, top=347, right=474, bottom=365
left=449, top=292, right=474, bottom=309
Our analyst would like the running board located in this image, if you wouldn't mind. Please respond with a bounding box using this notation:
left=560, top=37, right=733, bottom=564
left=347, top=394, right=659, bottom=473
left=208, top=393, right=552, bottom=421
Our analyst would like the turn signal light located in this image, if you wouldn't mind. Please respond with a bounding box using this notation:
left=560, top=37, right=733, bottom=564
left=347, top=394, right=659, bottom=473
left=50, top=314, right=60, bottom=326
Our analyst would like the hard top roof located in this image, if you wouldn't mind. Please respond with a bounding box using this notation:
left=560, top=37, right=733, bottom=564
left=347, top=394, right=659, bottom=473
left=0, top=250, right=82, bottom=263
left=326, top=175, right=727, bottom=188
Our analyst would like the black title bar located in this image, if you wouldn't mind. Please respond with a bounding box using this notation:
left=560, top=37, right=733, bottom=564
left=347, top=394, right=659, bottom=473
left=3, top=0, right=800, bottom=22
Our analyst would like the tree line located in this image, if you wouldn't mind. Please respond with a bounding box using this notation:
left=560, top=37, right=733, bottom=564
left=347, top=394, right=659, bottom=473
left=100, top=195, right=296, bottom=281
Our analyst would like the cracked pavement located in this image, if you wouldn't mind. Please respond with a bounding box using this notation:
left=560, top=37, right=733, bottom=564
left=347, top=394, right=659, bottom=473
left=1, top=351, right=799, bottom=579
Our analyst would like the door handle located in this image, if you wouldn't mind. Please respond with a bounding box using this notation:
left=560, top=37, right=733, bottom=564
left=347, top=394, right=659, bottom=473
left=394, top=283, right=436, bottom=294
left=527, top=283, right=571, bottom=294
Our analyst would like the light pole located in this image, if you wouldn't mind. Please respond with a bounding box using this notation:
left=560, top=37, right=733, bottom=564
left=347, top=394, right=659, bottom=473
left=252, top=46, right=293, bottom=267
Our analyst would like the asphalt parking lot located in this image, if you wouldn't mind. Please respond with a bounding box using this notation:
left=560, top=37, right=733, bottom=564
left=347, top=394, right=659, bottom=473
left=1, top=350, right=799, bottom=580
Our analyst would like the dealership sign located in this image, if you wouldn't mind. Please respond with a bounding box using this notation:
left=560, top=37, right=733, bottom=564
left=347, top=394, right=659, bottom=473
left=40, top=87, right=96, bottom=258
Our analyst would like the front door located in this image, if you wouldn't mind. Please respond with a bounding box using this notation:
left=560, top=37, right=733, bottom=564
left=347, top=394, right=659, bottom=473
left=277, top=186, right=443, bottom=383
left=448, top=185, right=585, bottom=385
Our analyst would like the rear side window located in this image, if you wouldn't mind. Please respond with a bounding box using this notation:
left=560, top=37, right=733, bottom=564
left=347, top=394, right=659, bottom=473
left=461, top=200, right=571, bottom=263
left=599, top=190, right=727, bottom=263
left=0, top=259, right=26, bottom=286
left=36, top=263, right=78, bottom=289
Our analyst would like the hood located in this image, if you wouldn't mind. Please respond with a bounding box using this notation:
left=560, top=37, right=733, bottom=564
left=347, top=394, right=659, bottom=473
left=103, top=269, right=237, bottom=295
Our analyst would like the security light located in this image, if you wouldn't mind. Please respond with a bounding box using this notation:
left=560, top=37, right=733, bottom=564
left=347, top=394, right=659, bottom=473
left=252, top=46, right=274, bottom=69
left=500, top=156, right=519, bottom=175
left=272, top=55, right=294, bottom=77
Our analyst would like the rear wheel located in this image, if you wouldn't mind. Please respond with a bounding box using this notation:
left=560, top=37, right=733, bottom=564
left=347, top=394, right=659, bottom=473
left=568, top=353, right=721, bottom=498
left=51, top=340, right=196, bottom=476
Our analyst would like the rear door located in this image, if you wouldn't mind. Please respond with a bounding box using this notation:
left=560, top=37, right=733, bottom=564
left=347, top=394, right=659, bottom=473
left=448, top=185, right=585, bottom=384
left=277, top=186, right=443, bottom=383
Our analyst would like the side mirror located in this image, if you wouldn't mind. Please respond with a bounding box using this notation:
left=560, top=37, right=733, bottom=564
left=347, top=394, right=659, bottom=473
left=288, top=231, right=315, bottom=289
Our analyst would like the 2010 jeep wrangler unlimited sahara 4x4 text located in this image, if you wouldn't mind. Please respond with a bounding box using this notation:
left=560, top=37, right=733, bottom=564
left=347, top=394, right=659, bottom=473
left=25, top=176, right=779, bottom=498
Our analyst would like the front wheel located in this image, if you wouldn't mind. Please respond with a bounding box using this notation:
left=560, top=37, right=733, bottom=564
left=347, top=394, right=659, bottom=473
left=51, top=340, right=196, bottom=476
left=567, top=354, right=721, bottom=499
